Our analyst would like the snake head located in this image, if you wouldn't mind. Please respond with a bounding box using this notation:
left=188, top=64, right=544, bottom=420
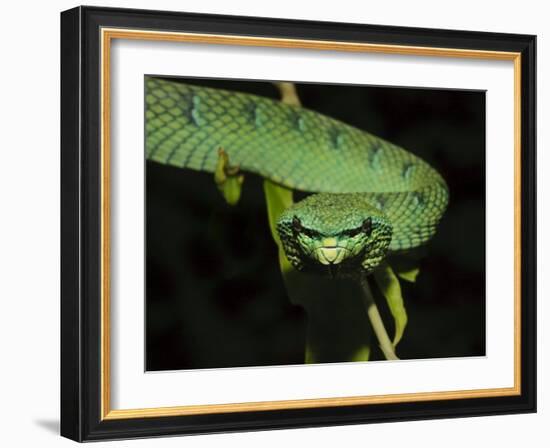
left=276, top=193, right=393, bottom=278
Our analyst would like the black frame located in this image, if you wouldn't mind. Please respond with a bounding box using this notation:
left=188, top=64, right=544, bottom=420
left=61, top=6, right=536, bottom=442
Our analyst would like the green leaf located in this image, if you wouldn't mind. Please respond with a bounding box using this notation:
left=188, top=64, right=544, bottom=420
left=350, top=346, right=371, bottom=362
left=263, top=179, right=294, bottom=274
left=389, top=253, right=422, bottom=283
left=396, top=267, right=420, bottom=283
left=217, top=175, right=244, bottom=205
left=373, top=264, right=408, bottom=347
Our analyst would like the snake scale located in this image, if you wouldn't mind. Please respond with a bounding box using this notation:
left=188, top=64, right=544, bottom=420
left=145, top=77, right=449, bottom=278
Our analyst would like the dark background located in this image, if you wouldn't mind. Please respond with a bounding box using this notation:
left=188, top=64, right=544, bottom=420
left=145, top=78, right=485, bottom=371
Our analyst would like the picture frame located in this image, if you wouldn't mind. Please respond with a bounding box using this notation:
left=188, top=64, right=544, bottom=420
left=60, top=5, right=536, bottom=442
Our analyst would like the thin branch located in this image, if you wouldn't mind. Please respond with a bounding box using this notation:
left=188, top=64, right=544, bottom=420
left=360, top=276, right=399, bottom=361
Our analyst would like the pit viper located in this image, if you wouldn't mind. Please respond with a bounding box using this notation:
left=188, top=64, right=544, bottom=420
left=145, top=77, right=449, bottom=278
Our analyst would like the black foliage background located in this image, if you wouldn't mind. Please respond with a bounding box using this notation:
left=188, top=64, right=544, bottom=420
left=146, top=78, right=485, bottom=371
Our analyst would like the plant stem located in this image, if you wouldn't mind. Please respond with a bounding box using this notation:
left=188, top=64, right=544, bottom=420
left=275, top=82, right=302, bottom=106
left=360, top=277, right=399, bottom=360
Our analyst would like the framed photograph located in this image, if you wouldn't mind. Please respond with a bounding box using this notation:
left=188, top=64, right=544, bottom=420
left=60, top=6, right=536, bottom=442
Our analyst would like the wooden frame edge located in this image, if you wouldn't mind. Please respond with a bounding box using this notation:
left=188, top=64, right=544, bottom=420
left=99, top=27, right=523, bottom=421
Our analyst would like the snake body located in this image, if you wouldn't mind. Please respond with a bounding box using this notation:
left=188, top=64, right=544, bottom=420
left=145, top=77, right=449, bottom=277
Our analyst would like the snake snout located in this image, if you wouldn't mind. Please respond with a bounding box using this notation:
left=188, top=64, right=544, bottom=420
left=316, top=245, right=346, bottom=265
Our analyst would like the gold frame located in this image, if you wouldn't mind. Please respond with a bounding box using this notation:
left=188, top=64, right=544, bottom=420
left=100, top=28, right=522, bottom=421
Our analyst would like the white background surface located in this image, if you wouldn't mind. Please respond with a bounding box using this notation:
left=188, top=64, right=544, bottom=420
left=111, top=40, right=515, bottom=409
left=0, top=0, right=546, bottom=446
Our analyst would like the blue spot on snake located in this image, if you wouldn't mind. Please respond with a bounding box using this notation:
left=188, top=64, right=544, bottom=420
left=402, top=162, right=415, bottom=180
left=296, top=116, right=305, bottom=132
left=253, top=104, right=262, bottom=127
left=328, top=127, right=343, bottom=149
left=375, top=195, right=387, bottom=210
left=189, top=95, right=203, bottom=126
left=369, top=144, right=382, bottom=170
left=245, top=102, right=260, bottom=127
left=412, top=192, right=424, bottom=208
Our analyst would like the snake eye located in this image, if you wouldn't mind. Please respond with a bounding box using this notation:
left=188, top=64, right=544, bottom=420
left=292, top=216, right=303, bottom=232
left=362, top=218, right=372, bottom=235
left=345, top=218, right=372, bottom=238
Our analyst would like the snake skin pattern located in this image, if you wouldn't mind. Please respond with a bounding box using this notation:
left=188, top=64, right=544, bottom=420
left=145, top=77, right=449, bottom=251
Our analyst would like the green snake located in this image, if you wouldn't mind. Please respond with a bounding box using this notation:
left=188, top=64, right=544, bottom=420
left=145, top=77, right=449, bottom=278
